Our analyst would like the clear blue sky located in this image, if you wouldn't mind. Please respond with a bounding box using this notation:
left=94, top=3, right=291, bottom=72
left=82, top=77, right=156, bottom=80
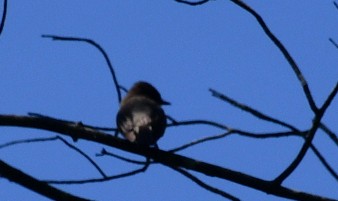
left=1, top=1, right=337, bottom=201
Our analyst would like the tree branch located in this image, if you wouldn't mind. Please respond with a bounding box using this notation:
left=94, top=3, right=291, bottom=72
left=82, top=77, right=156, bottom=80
left=0, top=114, right=335, bottom=200
left=229, top=0, right=318, bottom=113
left=334, top=1, right=338, bottom=10
left=96, top=148, right=147, bottom=165
left=274, top=83, right=338, bottom=184
left=169, top=131, right=232, bottom=152
left=329, top=38, right=338, bottom=49
left=0, top=135, right=107, bottom=178
left=209, top=88, right=299, bottom=132
left=41, top=34, right=122, bottom=103
left=56, top=136, right=107, bottom=178
left=171, top=167, right=240, bottom=201
left=175, top=0, right=210, bottom=6
left=310, top=144, right=338, bottom=180
left=319, top=123, right=338, bottom=146
left=0, top=0, right=7, bottom=36
left=0, top=160, right=92, bottom=201
left=44, top=163, right=149, bottom=185
left=167, top=118, right=230, bottom=131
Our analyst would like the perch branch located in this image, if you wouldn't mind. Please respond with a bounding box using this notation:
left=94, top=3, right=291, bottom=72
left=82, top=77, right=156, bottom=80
left=0, top=114, right=335, bottom=200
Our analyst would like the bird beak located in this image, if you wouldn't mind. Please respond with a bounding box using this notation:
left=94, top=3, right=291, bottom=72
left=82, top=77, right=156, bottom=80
left=161, top=100, right=171, bottom=105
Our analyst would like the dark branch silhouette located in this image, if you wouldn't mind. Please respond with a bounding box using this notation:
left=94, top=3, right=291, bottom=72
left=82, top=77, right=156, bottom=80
left=97, top=148, right=147, bottom=165
left=44, top=163, right=149, bottom=185
left=41, top=34, right=122, bottom=103
left=0, top=0, right=7, bottom=35
left=0, top=136, right=58, bottom=149
left=334, top=1, right=338, bottom=10
left=0, top=135, right=107, bottom=178
left=56, top=136, right=107, bottom=178
left=169, top=131, right=232, bottom=152
left=0, top=160, right=92, bottom=201
left=0, top=114, right=335, bottom=201
left=175, top=0, right=210, bottom=6
left=171, top=167, right=240, bottom=201
left=319, top=123, right=338, bottom=145
left=167, top=116, right=230, bottom=130
left=274, top=83, right=338, bottom=184
left=329, top=38, right=338, bottom=49
left=209, top=88, right=299, bottom=132
left=229, top=0, right=318, bottom=113
left=310, top=144, right=338, bottom=180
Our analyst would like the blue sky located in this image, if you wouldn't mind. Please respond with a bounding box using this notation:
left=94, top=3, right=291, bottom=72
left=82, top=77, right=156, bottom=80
left=0, top=1, right=337, bottom=201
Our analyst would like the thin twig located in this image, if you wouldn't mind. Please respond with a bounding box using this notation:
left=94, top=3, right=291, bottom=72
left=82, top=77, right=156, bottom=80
left=41, top=34, right=122, bottom=103
left=56, top=136, right=107, bottom=178
left=229, top=0, right=318, bottom=113
left=169, top=129, right=304, bottom=153
left=0, top=136, right=58, bottom=149
left=168, top=119, right=230, bottom=130
left=96, top=148, right=147, bottom=165
left=234, top=129, right=305, bottom=138
left=0, top=0, right=7, bottom=35
left=334, top=1, right=338, bottom=10
left=175, top=0, right=210, bottom=6
left=0, top=135, right=107, bottom=178
left=310, top=144, right=338, bottom=181
left=319, top=123, right=338, bottom=146
left=44, top=162, right=149, bottom=184
left=171, top=166, right=240, bottom=201
left=209, top=88, right=299, bottom=132
left=169, top=131, right=232, bottom=153
left=329, top=38, right=338, bottom=49
left=274, top=83, right=338, bottom=184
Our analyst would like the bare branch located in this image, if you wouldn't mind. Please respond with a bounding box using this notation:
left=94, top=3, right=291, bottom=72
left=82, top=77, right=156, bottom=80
left=0, top=114, right=335, bottom=200
left=234, top=129, right=305, bottom=138
left=0, top=160, right=92, bottom=201
left=44, top=162, right=149, bottom=185
left=168, top=123, right=337, bottom=182
left=96, top=148, right=147, bottom=165
left=310, top=144, right=338, bottom=181
left=56, top=136, right=107, bottom=178
left=0, top=136, right=58, bottom=149
left=329, top=38, right=338, bottom=49
left=169, top=131, right=232, bottom=153
left=209, top=88, right=299, bottom=132
left=320, top=83, right=338, bottom=114
left=169, top=127, right=305, bottom=152
left=0, top=135, right=107, bottom=178
left=175, top=0, right=210, bottom=6
left=274, top=83, right=338, bottom=184
left=229, top=0, right=318, bottom=113
left=319, top=123, right=338, bottom=146
left=171, top=167, right=240, bottom=201
left=0, top=0, right=7, bottom=35
left=334, top=1, right=338, bottom=10
left=41, top=34, right=122, bottom=103
left=167, top=118, right=230, bottom=130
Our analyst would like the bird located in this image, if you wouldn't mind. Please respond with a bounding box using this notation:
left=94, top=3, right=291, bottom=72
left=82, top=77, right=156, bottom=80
left=116, top=81, right=169, bottom=146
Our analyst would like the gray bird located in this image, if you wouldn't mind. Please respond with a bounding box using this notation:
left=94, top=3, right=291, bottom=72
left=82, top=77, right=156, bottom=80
left=116, top=81, right=169, bottom=146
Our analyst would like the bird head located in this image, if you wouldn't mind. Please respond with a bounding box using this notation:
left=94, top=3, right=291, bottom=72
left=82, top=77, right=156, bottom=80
left=124, top=81, right=170, bottom=105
